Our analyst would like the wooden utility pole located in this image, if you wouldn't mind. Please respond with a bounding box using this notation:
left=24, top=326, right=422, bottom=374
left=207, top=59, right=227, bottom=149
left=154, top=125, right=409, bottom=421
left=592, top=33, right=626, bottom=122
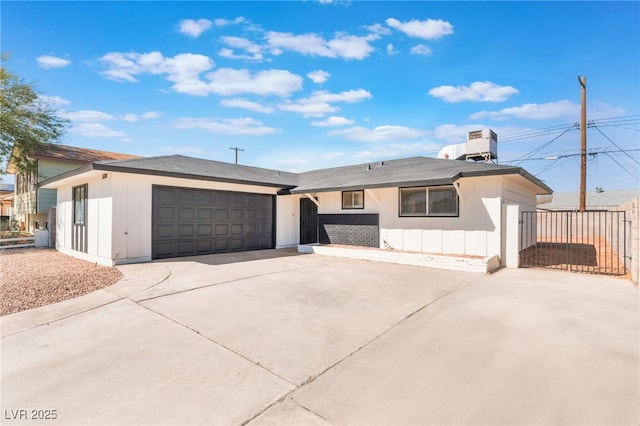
left=578, top=75, right=587, bottom=212
left=229, top=146, right=244, bottom=165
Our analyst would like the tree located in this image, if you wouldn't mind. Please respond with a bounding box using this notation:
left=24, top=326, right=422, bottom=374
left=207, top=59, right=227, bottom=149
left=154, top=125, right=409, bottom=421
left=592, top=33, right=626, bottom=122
left=1, top=60, right=68, bottom=174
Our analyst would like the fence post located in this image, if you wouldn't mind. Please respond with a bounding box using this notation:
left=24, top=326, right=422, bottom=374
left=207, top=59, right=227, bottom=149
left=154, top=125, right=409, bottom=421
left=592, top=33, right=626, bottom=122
left=503, top=204, right=521, bottom=268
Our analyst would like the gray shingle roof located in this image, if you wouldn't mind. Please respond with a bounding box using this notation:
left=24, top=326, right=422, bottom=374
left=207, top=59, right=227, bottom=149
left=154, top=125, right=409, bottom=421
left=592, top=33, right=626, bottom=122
left=291, top=156, right=551, bottom=194
left=94, top=155, right=299, bottom=188
left=537, top=189, right=640, bottom=210
left=39, top=154, right=552, bottom=194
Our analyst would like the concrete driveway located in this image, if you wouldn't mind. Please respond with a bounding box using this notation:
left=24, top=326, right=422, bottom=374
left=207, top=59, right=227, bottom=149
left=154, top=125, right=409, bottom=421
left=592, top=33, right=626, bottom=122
left=2, top=250, right=638, bottom=425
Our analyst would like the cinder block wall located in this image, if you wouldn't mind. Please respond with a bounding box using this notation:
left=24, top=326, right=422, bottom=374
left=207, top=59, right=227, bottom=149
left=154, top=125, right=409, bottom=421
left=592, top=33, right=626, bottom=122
left=318, top=214, right=379, bottom=247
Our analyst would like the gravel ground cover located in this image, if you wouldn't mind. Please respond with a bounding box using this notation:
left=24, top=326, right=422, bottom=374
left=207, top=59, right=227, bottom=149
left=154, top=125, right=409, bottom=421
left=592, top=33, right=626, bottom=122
left=0, top=248, right=122, bottom=316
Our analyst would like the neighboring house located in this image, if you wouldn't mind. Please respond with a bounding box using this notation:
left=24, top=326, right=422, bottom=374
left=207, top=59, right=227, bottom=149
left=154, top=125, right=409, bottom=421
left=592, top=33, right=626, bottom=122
left=0, top=183, right=14, bottom=217
left=537, top=189, right=640, bottom=211
left=5, top=144, right=138, bottom=232
left=39, top=154, right=552, bottom=268
left=1, top=183, right=14, bottom=231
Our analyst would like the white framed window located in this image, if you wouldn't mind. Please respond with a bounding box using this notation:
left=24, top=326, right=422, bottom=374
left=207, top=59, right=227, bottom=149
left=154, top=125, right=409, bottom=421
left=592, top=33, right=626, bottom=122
left=73, top=184, right=87, bottom=225
left=399, top=185, right=458, bottom=217
left=342, top=190, right=364, bottom=209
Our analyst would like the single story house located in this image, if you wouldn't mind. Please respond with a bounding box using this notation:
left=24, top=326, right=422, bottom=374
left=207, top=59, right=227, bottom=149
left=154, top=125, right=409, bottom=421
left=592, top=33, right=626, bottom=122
left=39, top=154, right=552, bottom=269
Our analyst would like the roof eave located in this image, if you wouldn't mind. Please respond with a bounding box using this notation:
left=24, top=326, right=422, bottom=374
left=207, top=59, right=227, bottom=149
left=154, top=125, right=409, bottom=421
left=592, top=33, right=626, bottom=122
left=38, top=162, right=298, bottom=191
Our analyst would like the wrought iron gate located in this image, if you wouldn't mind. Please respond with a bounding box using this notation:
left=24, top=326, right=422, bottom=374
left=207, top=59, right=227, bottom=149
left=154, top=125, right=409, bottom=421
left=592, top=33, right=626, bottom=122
left=519, top=211, right=628, bottom=275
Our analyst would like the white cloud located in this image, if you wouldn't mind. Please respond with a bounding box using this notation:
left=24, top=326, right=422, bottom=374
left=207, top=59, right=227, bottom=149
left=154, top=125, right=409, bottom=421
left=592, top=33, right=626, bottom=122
left=159, top=146, right=204, bottom=154
left=311, top=116, right=354, bottom=127
left=206, top=68, right=303, bottom=97
left=70, top=123, right=125, bottom=138
left=386, top=43, right=399, bottom=55
left=470, top=99, right=579, bottom=120
left=142, top=111, right=162, bottom=119
left=220, top=98, right=274, bottom=113
left=36, top=55, right=71, bottom=69
left=266, top=31, right=378, bottom=60
left=278, top=101, right=338, bottom=117
left=121, top=111, right=162, bottom=122
left=219, top=36, right=265, bottom=61
left=178, top=19, right=212, bottom=38
left=214, top=17, right=246, bottom=27
left=307, top=89, right=372, bottom=104
left=99, top=51, right=214, bottom=95
left=58, top=110, right=116, bottom=122
left=122, top=113, right=139, bottom=122
left=367, top=23, right=392, bottom=35
left=307, top=70, right=330, bottom=83
left=39, top=95, right=70, bottom=106
left=100, top=51, right=301, bottom=97
left=410, top=44, right=432, bottom=56
left=173, top=117, right=279, bottom=135
left=386, top=18, right=454, bottom=40
left=429, top=81, right=519, bottom=103
left=330, top=125, right=428, bottom=142
left=278, top=89, right=372, bottom=117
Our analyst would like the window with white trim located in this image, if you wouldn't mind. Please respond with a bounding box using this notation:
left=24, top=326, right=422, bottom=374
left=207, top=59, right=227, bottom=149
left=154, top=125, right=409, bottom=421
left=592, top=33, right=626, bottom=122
left=342, top=190, right=364, bottom=209
left=399, top=185, right=458, bottom=217
left=73, top=184, right=87, bottom=225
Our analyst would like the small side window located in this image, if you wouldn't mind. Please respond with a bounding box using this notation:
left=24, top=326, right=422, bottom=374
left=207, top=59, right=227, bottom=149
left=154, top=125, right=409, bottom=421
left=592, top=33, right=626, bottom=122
left=342, top=190, right=364, bottom=209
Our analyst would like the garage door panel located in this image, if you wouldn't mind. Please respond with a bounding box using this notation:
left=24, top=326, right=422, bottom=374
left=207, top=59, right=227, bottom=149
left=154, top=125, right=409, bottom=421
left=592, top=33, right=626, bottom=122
left=215, top=208, right=229, bottom=220
left=178, top=208, right=195, bottom=221
left=197, top=224, right=212, bottom=236
left=215, top=224, right=229, bottom=236
left=178, top=225, right=194, bottom=238
left=198, top=192, right=213, bottom=205
left=231, top=209, right=243, bottom=221
left=156, top=224, right=176, bottom=239
left=155, top=188, right=175, bottom=205
left=177, top=241, right=195, bottom=254
left=178, top=191, right=196, bottom=205
left=155, top=241, right=177, bottom=257
left=197, top=208, right=212, bottom=221
left=152, top=186, right=274, bottom=259
left=197, top=240, right=212, bottom=252
left=156, top=207, right=174, bottom=220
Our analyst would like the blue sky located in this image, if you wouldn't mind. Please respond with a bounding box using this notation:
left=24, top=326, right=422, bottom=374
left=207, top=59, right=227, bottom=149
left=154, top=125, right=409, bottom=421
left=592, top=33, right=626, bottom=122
left=2, top=1, right=639, bottom=192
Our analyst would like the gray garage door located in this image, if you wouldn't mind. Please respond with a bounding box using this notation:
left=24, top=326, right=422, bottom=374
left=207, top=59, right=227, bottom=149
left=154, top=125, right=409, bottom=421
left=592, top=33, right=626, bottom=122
left=152, top=185, right=274, bottom=259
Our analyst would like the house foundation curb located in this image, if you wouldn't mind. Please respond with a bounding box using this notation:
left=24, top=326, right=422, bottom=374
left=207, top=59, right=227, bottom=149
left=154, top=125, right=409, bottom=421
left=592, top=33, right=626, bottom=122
left=298, top=244, right=500, bottom=273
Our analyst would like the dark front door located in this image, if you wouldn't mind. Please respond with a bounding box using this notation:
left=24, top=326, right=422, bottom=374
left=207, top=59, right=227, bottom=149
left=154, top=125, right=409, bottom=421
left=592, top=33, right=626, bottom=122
left=300, top=197, right=318, bottom=244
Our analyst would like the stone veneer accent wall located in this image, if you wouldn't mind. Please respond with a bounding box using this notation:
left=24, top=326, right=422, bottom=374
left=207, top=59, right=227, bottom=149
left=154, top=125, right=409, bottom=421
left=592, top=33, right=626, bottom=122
left=318, top=214, right=379, bottom=248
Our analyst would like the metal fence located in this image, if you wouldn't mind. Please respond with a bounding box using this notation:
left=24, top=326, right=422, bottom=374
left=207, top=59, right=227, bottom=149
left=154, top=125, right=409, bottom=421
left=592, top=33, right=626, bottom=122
left=519, top=210, right=628, bottom=275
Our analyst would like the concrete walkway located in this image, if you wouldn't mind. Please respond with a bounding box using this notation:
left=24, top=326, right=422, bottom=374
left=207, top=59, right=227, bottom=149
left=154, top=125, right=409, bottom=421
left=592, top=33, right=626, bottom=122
left=2, top=250, right=638, bottom=425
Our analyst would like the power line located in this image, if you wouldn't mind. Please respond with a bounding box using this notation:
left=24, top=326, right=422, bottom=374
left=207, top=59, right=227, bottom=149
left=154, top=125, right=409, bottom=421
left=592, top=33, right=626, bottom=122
left=500, top=148, right=640, bottom=163
left=510, top=124, right=577, bottom=165
left=590, top=125, right=640, bottom=166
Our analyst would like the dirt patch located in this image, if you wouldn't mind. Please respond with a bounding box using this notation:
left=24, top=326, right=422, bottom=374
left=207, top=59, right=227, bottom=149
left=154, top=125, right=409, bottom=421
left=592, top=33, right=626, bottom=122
left=0, top=248, right=122, bottom=316
left=520, top=237, right=630, bottom=280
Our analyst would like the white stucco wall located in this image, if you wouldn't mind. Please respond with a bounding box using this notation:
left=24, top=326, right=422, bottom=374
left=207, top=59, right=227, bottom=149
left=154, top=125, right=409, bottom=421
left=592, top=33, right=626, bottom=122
left=276, top=195, right=300, bottom=248
left=55, top=172, right=283, bottom=266
left=110, top=173, right=282, bottom=265
left=302, top=178, right=507, bottom=258
left=56, top=172, right=113, bottom=266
